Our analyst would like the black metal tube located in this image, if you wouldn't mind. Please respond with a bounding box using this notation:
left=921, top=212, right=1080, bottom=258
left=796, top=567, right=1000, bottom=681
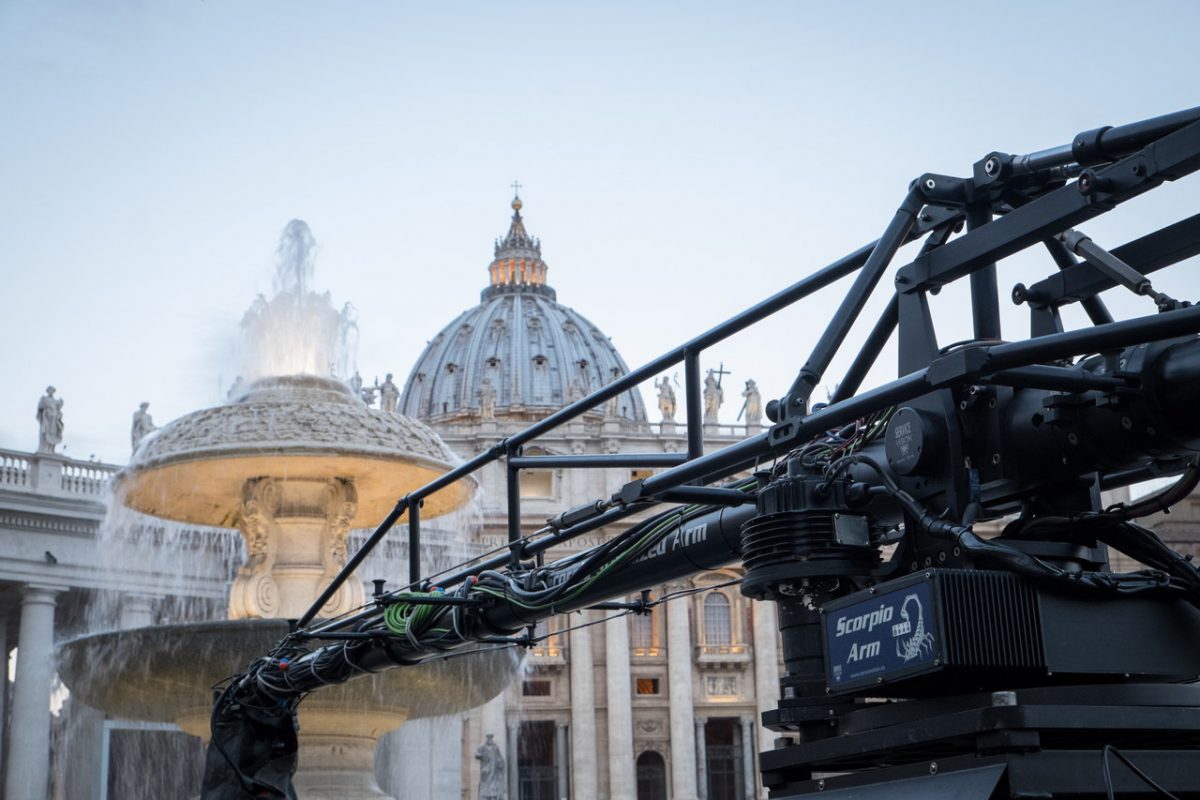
left=967, top=204, right=1002, bottom=340
left=986, top=306, right=1200, bottom=371
left=832, top=295, right=898, bottom=403
left=297, top=241, right=877, bottom=629
left=408, top=499, right=422, bottom=586
left=1092, top=106, right=1200, bottom=164
left=657, top=487, right=755, bottom=506
left=1011, top=143, right=1076, bottom=175
left=494, top=241, right=877, bottom=454
left=983, top=365, right=1129, bottom=392
left=640, top=432, right=773, bottom=497
left=787, top=187, right=925, bottom=410
left=509, top=453, right=688, bottom=469
left=295, top=498, right=408, bottom=630
left=685, top=349, right=703, bottom=460
left=426, top=504, right=649, bottom=595
left=1043, top=238, right=1115, bottom=325
left=506, top=459, right=521, bottom=546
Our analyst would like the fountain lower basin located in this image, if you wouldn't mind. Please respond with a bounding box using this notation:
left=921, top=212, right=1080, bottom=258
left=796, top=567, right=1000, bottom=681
left=59, top=620, right=521, bottom=798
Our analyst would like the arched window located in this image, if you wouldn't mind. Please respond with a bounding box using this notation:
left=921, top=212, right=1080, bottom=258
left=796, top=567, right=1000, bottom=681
left=703, top=592, right=732, bottom=645
left=636, top=751, right=667, bottom=800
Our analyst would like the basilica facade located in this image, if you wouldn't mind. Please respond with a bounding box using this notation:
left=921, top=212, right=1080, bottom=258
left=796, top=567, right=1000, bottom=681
left=396, top=195, right=780, bottom=800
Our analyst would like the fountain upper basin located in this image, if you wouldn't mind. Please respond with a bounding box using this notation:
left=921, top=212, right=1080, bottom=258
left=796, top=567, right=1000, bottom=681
left=119, top=375, right=473, bottom=526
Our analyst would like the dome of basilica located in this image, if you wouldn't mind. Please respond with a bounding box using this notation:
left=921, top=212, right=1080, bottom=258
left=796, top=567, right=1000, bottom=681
left=400, top=195, right=648, bottom=424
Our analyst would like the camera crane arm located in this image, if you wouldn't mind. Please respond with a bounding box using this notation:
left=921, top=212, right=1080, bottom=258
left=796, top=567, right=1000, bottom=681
left=203, top=106, right=1200, bottom=799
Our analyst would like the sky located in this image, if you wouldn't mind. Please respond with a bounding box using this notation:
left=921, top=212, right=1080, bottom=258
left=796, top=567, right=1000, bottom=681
left=2, top=1, right=1199, bottom=464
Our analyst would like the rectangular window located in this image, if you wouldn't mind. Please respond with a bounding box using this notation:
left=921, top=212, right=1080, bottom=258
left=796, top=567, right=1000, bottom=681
left=520, top=470, right=554, bottom=499
left=635, top=677, right=660, bottom=696
left=522, top=680, right=552, bottom=697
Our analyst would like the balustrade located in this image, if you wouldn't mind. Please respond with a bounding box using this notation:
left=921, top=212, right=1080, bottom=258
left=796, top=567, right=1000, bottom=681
left=0, top=448, right=119, bottom=498
left=0, top=450, right=31, bottom=489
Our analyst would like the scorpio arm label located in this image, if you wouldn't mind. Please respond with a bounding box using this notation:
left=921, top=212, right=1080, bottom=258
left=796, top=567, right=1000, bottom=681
left=824, top=581, right=938, bottom=689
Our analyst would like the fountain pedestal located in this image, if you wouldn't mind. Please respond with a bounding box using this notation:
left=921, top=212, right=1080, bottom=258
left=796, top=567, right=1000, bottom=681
left=229, top=476, right=364, bottom=620
left=179, top=695, right=409, bottom=799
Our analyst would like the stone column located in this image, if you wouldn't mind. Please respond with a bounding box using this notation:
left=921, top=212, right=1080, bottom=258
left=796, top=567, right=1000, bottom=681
left=667, top=588, right=699, bottom=800
left=695, top=717, right=709, bottom=800
left=507, top=719, right=520, bottom=800
left=569, top=613, right=598, bottom=798
left=752, top=601, right=780, bottom=757
left=0, top=621, right=7, bottom=783
left=5, top=584, right=64, bottom=800
left=555, top=721, right=570, bottom=800
left=605, top=612, right=635, bottom=799
left=740, top=716, right=757, bottom=800
left=118, top=594, right=156, bottom=630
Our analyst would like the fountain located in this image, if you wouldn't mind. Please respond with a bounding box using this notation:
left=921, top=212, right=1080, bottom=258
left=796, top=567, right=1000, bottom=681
left=58, top=221, right=520, bottom=798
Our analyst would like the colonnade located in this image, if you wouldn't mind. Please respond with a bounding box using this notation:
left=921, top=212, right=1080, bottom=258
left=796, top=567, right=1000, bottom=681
left=478, top=592, right=779, bottom=799
left=4, top=583, right=66, bottom=800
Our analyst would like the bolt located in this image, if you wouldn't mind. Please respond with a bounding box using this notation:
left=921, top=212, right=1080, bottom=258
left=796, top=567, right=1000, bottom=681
left=818, top=779, right=826, bottom=791
left=1067, top=432, right=1079, bottom=446
left=952, top=546, right=962, bottom=557
left=1121, top=416, right=1133, bottom=431
left=938, top=551, right=947, bottom=563
left=930, top=762, right=939, bottom=775
left=987, top=397, right=997, bottom=409
left=1078, top=171, right=1094, bottom=194
left=1012, top=283, right=1027, bottom=305
left=1133, top=163, right=1146, bottom=177
left=984, top=157, right=999, bottom=176
left=991, top=453, right=1001, bottom=465
left=924, top=556, right=933, bottom=566
left=1147, top=427, right=1157, bottom=437
left=924, top=178, right=937, bottom=190
left=876, top=677, right=884, bottom=684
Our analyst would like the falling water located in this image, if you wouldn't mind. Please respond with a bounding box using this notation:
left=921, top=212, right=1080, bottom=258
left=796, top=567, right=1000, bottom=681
left=237, top=219, right=359, bottom=385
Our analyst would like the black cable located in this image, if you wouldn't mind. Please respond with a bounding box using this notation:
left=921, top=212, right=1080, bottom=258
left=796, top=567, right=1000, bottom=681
left=829, top=454, right=1199, bottom=603
left=1102, top=744, right=1181, bottom=800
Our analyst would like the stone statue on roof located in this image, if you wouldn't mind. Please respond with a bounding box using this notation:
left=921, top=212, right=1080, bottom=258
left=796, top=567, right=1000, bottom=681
left=703, top=369, right=724, bottom=423
left=740, top=380, right=763, bottom=428
left=131, top=402, right=156, bottom=453
left=379, top=373, right=400, bottom=414
left=656, top=376, right=676, bottom=422
left=36, top=386, right=64, bottom=454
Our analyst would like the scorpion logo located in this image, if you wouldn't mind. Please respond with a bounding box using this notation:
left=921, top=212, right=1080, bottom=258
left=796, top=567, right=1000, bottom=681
left=896, top=593, right=935, bottom=662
